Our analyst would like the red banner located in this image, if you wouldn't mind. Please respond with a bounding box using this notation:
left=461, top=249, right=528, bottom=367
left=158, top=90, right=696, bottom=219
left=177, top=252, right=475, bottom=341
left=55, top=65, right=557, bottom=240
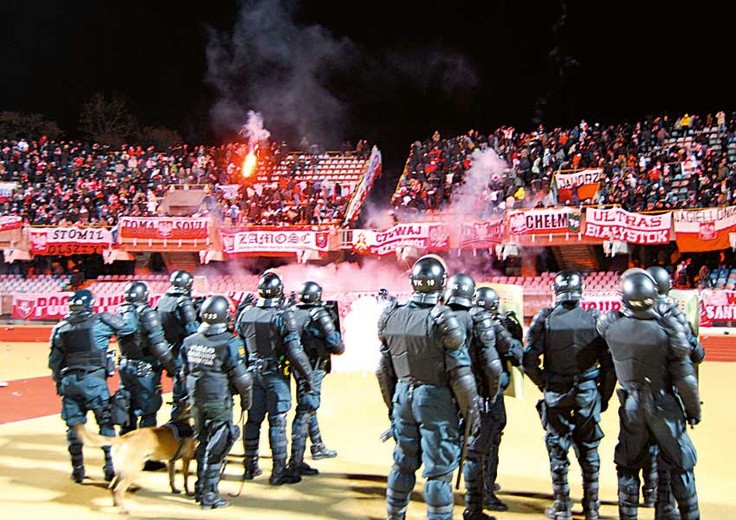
left=0, top=215, right=22, bottom=232
left=220, top=227, right=332, bottom=254
left=584, top=207, right=672, bottom=244
left=11, top=293, right=163, bottom=320
left=352, top=223, right=450, bottom=256
left=118, top=217, right=210, bottom=241
left=28, top=226, right=113, bottom=256
left=674, top=206, right=736, bottom=252
left=554, top=168, right=602, bottom=203
left=460, top=220, right=505, bottom=248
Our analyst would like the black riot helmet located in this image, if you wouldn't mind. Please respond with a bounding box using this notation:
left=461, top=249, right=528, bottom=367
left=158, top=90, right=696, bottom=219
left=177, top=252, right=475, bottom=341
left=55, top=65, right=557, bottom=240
left=445, top=273, right=476, bottom=308
left=299, top=281, right=323, bottom=304
left=646, top=265, right=673, bottom=297
left=621, top=270, right=658, bottom=315
left=124, top=281, right=149, bottom=304
left=170, top=270, right=194, bottom=293
left=69, top=289, right=94, bottom=313
left=257, top=271, right=284, bottom=306
left=473, top=287, right=500, bottom=313
left=410, top=254, right=447, bottom=304
left=553, top=270, right=583, bottom=304
left=198, top=295, right=230, bottom=335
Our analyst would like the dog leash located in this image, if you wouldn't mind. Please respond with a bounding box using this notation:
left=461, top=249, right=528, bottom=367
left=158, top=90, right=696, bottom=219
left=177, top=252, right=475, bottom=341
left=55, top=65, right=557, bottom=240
left=228, top=411, right=248, bottom=498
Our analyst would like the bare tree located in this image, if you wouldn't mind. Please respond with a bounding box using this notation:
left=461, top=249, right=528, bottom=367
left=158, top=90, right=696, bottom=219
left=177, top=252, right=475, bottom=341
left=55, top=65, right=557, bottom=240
left=139, top=125, right=183, bottom=150
left=79, top=92, right=139, bottom=146
left=0, top=111, right=62, bottom=139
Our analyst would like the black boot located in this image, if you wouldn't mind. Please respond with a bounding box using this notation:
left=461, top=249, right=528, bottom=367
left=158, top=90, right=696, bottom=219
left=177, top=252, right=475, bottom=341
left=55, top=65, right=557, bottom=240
left=463, top=509, right=496, bottom=520
left=102, top=446, right=115, bottom=482
left=71, top=465, right=86, bottom=483
left=310, top=442, right=337, bottom=459
left=243, top=438, right=262, bottom=480
left=483, top=492, right=508, bottom=512
left=618, top=470, right=640, bottom=520
left=269, top=459, right=301, bottom=486
left=200, top=463, right=230, bottom=510
left=289, top=461, right=319, bottom=476
left=67, top=428, right=85, bottom=483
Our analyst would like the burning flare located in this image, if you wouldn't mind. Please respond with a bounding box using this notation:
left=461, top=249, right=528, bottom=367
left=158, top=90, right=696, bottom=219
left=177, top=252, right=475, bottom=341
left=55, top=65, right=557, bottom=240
left=242, top=150, right=257, bottom=179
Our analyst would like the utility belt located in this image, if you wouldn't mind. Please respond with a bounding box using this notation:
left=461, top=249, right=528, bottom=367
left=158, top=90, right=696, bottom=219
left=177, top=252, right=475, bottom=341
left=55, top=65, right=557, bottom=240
left=398, top=376, right=431, bottom=387
left=248, top=357, right=281, bottom=373
left=60, top=366, right=106, bottom=379
left=546, top=368, right=599, bottom=387
left=119, top=356, right=155, bottom=378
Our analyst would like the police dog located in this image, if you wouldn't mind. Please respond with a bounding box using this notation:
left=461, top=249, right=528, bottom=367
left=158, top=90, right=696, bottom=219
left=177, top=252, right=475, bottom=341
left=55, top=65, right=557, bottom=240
left=74, top=418, right=197, bottom=514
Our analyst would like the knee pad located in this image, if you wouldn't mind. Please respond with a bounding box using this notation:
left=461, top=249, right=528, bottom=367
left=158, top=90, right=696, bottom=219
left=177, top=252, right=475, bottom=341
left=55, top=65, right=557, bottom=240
left=387, top=464, right=416, bottom=494
left=205, top=422, right=240, bottom=463
left=425, top=474, right=454, bottom=514
left=269, top=412, right=288, bottom=430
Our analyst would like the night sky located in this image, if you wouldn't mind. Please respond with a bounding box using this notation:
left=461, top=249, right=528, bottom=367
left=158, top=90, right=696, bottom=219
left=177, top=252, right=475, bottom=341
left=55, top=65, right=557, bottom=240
left=1, top=0, right=731, bottom=179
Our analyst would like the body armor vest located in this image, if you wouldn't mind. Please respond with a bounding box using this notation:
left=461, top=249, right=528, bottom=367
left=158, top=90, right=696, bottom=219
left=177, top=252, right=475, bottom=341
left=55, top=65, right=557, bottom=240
left=184, top=332, right=231, bottom=402
left=297, top=305, right=329, bottom=360
left=239, top=306, right=281, bottom=359
left=59, top=315, right=106, bottom=370
left=604, top=316, right=671, bottom=391
left=117, top=307, right=150, bottom=360
left=381, top=305, right=447, bottom=386
left=545, top=305, right=601, bottom=376
left=157, top=293, right=185, bottom=347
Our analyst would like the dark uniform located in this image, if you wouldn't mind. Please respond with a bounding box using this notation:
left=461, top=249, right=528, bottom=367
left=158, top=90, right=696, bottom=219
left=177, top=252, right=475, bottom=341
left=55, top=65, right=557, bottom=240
left=597, top=270, right=701, bottom=520
left=289, top=281, right=345, bottom=475
left=182, top=295, right=253, bottom=509
left=116, top=282, right=176, bottom=434
left=445, top=274, right=503, bottom=520
left=48, top=289, right=136, bottom=483
left=523, top=271, right=616, bottom=520
left=235, top=271, right=315, bottom=486
left=376, top=255, right=480, bottom=520
left=157, top=270, right=199, bottom=421
left=474, top=287, right=524, bottom=512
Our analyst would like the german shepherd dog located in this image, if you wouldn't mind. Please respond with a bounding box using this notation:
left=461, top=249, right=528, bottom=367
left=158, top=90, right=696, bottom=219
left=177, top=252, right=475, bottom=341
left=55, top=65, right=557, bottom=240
left=74, top=419, right=197, bottom=514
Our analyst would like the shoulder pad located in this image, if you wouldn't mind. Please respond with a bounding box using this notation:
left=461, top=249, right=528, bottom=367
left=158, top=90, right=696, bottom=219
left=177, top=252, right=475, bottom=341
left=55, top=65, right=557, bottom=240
left=281, top=308, right=299, bottom=334
left=99, top=312, right=126, bottom=331
left=377, top=299, right=399, bottom=333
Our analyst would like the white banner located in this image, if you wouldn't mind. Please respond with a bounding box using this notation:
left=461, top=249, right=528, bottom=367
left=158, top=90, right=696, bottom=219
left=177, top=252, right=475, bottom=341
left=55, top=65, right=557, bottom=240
left=508, top=208, right=581, bottom=235
left=28, top=226, right=113, bottom=256
left=0, top=181, right=18, bottom=201
left=584, top=207, right=672, bottom=244
left=220, top=228, right=331, bottom=254
left=217, top=184, right=242, bottom=199
left=0, top=215, right=22, bottom=232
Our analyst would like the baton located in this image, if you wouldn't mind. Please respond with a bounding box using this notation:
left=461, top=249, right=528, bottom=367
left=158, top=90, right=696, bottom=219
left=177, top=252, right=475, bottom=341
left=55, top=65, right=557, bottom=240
left=379, top=427, right=393, bottom=443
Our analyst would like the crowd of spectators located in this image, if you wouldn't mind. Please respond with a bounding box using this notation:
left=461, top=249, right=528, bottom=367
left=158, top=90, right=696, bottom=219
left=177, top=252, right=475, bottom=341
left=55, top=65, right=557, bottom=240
left=4, top=110, right=736, bottom=229
left=0, top=137, right=366, bottom=227
left=391, top=110, right=736, bottom=219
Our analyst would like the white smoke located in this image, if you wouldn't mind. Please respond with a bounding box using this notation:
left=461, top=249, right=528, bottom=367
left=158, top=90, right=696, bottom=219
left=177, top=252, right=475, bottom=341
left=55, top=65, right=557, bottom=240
left=240, top=110, right=271, bottom=148
left=448, top=147, right=507, bottom=217
left=332, top=295, right=391, bottom=374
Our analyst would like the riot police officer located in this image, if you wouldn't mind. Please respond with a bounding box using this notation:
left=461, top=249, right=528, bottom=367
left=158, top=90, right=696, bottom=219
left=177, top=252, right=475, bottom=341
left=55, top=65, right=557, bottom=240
left=597, top=270, right=701, bottom=520
left=288, top=281, right=345, bottom=476
left=182, top=295, right=253, bottom=509
left=523, top=270, right=616, bottom=520
left=117, top=282, right=177, bottom=437
left=646, top=266, right=705, bottom=518
left=157, top=270, right=199, bottom=421
left=376, top=255, right=480, bottom=520
left=235, top=271, right=315, bottom=486
left=473, top=286, right=524, bottom=512
left=48, top=289, right=137, bottom=483
left=445, top=274, right=503, bottom=520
